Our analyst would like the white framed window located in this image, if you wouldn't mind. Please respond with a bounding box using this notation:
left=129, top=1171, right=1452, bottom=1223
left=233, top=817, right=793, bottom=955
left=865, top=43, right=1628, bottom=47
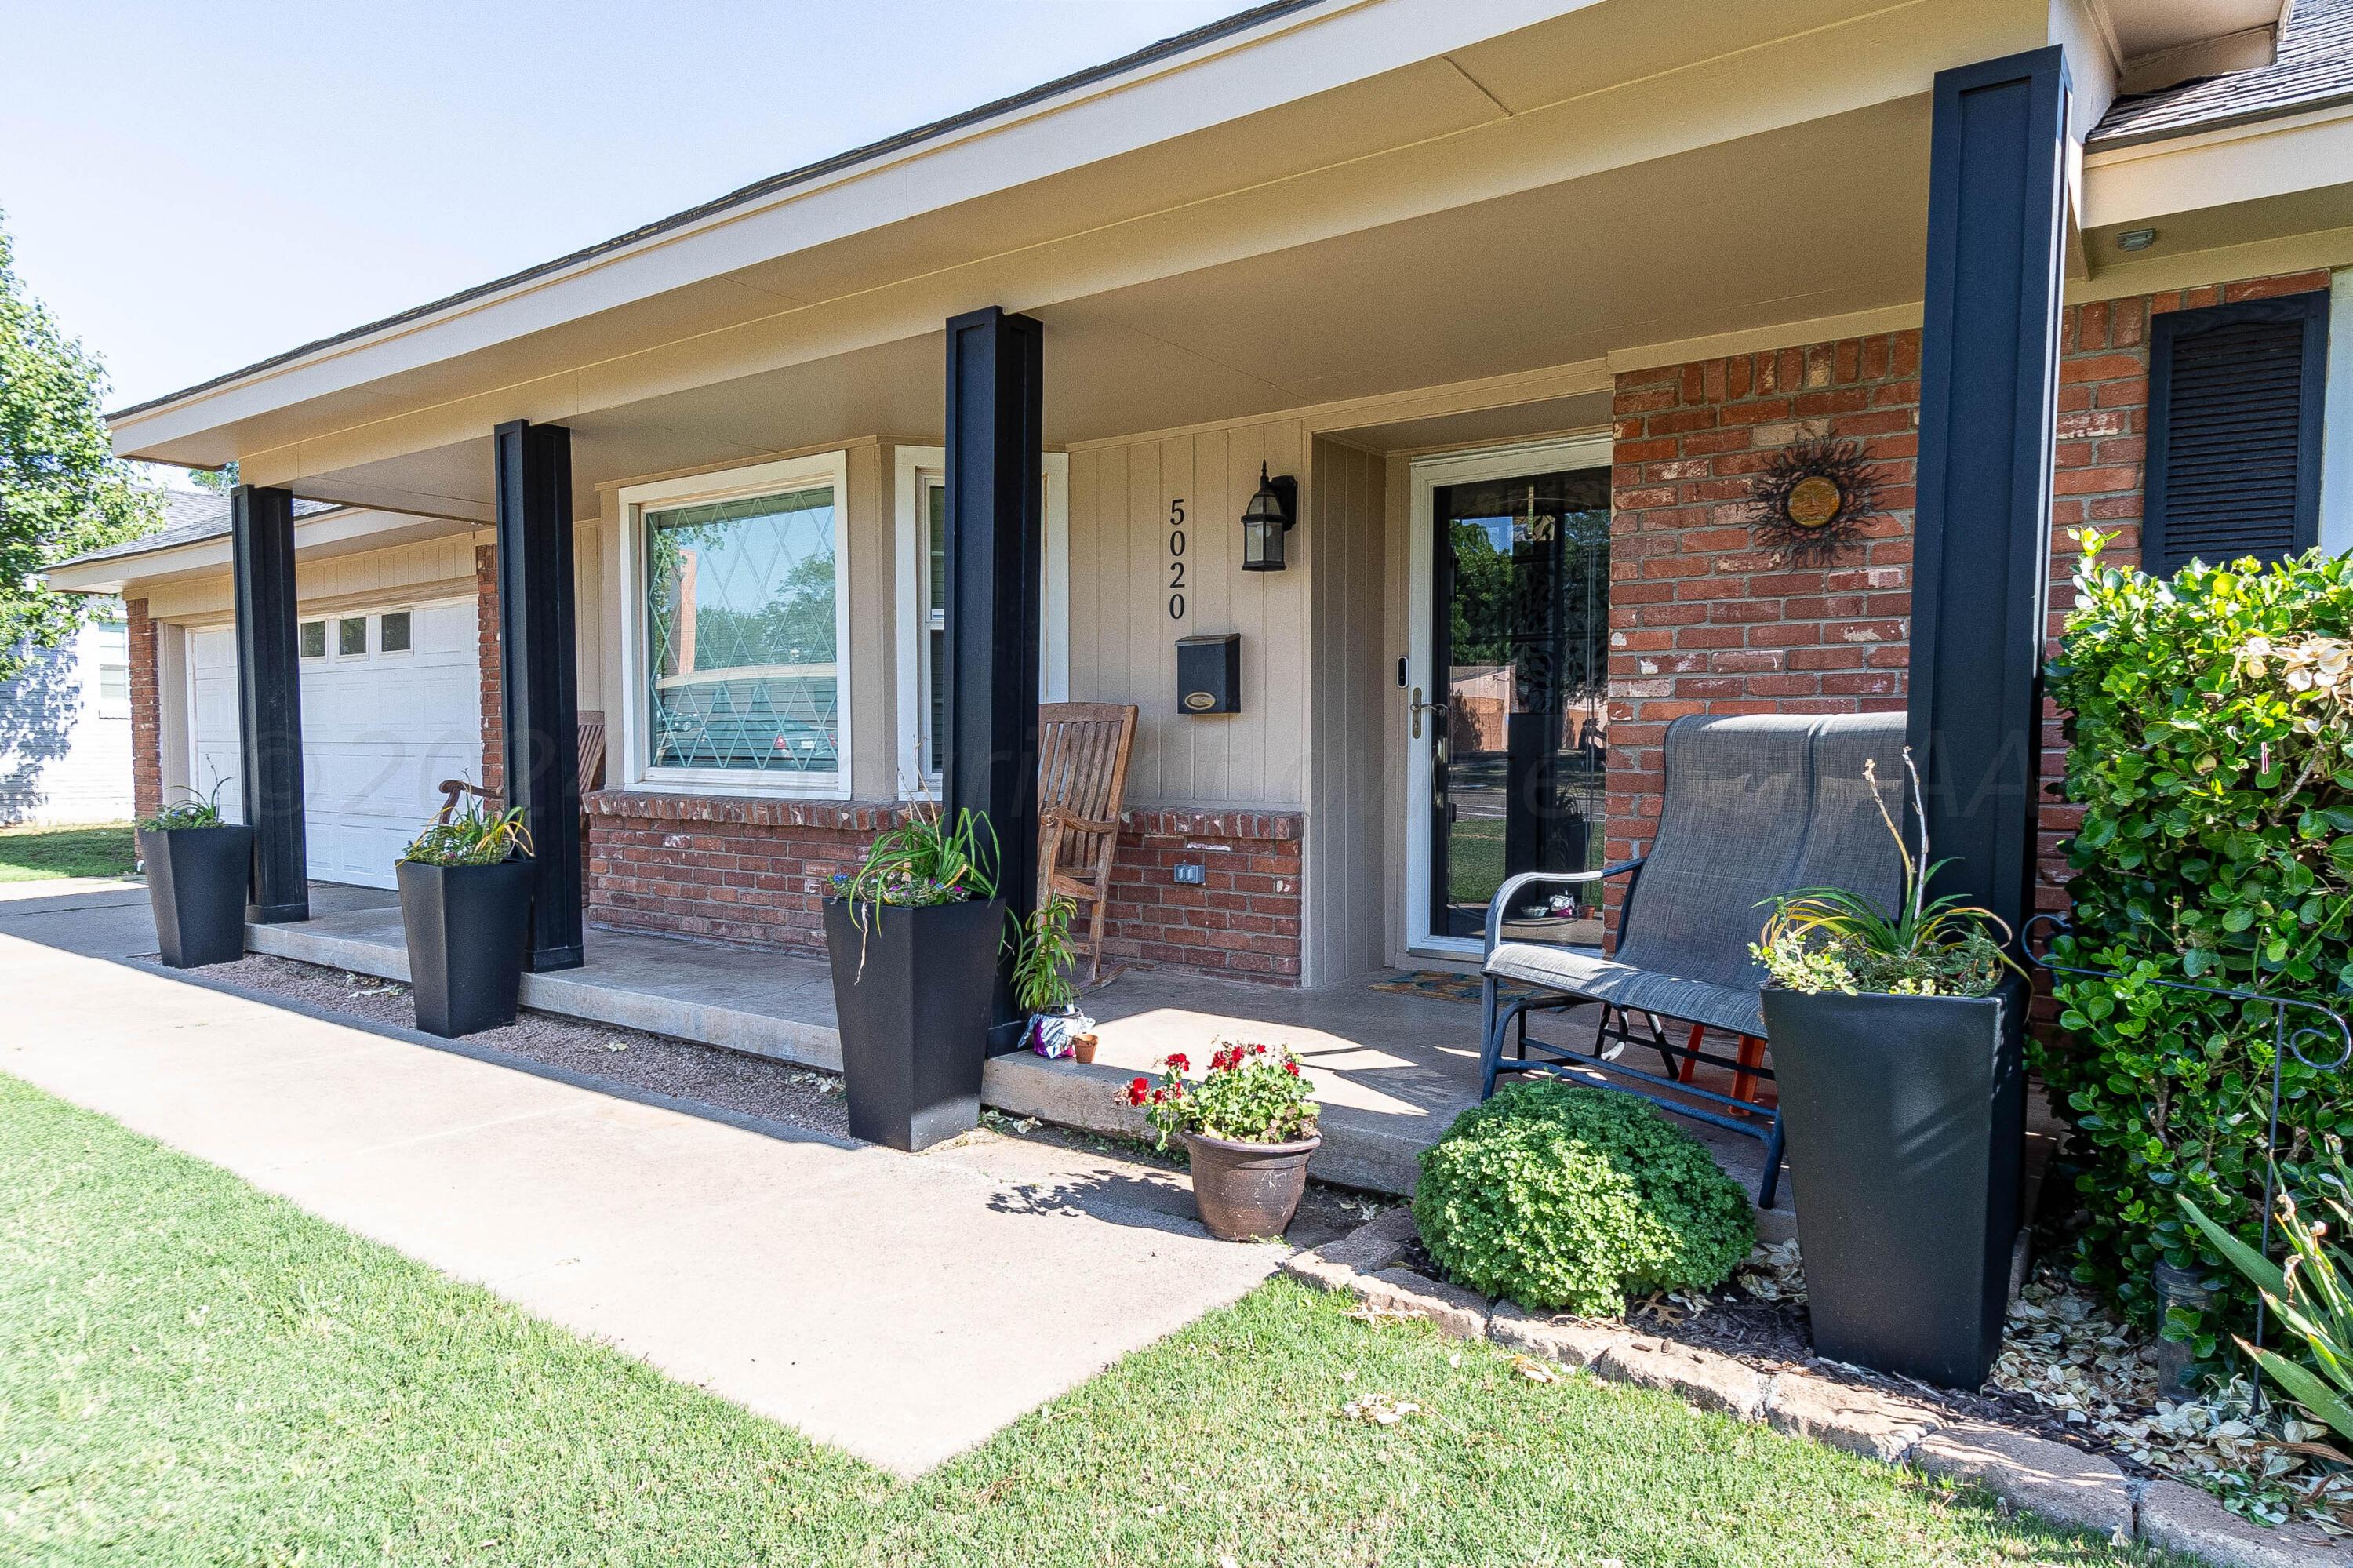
left=892, top=446, right=1069, bottom=795
left=336, top=616, right=369, bottom=658
left=378, top=609, right=414, bottom=655
left=299, top=619, right=328, bottom=660
left=93, top=618, right=130, bottom=719
left=616, top=453, right=853, bottom=798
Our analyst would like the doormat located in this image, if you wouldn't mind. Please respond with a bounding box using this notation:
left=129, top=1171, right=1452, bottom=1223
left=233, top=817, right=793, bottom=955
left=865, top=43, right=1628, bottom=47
left=1369, top=970, right=1542, bottom=1006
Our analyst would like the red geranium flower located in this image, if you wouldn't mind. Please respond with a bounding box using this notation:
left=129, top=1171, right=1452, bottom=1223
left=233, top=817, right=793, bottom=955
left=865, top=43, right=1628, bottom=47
left=1165, top=1053, right=1191, bottom=1074
left=1283, top=1059, right=1300, bottom=1076
left=1126, top=1076, right=1151, bottom=1106
left=1249, top=1042, right=1267, bottom=1056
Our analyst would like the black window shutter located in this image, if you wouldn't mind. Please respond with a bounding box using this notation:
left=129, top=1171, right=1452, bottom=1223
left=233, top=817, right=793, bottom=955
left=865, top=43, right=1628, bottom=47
left=2144, top=289, right=2329, bottom=575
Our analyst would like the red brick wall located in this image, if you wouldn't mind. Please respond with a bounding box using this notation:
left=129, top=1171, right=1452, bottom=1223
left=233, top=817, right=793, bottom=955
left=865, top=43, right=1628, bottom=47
left=475, top=544, right=504, bottom=796
left=126, top=598, right=161, bottom=820
left=1604, top=332, right=1920, bottom=927
left=587, top=792, right=911, bottom=951
left=583, top=790, right=1304, bottom=981
left=1100, top=810, right=1304, bottom=984
left=1609, top=268, right=2330, bottom=932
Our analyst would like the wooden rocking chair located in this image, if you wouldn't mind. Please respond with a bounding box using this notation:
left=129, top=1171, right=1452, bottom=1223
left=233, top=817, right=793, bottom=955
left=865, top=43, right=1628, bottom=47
left=1035, top=702, right=1138, bottom=988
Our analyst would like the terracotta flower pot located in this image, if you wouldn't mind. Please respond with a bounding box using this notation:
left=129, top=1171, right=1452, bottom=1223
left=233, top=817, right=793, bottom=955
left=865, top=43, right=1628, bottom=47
left=1072, top=1033, right=1098, bottom=1064
left=1181, top=1130, right=1320, bottom=1242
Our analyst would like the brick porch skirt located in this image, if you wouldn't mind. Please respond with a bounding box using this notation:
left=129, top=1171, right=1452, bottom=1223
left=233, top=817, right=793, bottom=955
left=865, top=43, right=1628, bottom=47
left=584, top=791, right=1304, bottom=983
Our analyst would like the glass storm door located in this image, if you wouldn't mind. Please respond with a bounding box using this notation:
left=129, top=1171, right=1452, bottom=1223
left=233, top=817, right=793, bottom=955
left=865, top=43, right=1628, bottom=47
left=1427, top=465, right=1611, bottom=943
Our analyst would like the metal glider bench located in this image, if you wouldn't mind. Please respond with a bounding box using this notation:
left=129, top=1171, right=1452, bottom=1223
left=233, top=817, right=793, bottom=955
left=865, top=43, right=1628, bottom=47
left=1477, top=712, right=1907, bottom=1209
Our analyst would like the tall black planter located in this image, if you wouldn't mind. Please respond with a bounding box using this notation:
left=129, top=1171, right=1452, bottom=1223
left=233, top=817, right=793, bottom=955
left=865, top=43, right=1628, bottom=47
left=823, top=897, right=1002, bottom=1152
left=1762, top=979, right=2025, bottom=1388
left=137, top=824, right=256, bottom=968
left=397, top=858, right=533, bottom=1039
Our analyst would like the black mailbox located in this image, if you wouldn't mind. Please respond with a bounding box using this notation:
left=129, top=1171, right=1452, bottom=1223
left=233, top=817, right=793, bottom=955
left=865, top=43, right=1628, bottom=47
left=1177, top=633, right=1240, bottom=715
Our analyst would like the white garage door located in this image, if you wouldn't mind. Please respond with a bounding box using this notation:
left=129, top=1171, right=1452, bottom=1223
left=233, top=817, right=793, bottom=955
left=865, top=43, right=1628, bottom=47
left=188, top=599, right=483, bottom=889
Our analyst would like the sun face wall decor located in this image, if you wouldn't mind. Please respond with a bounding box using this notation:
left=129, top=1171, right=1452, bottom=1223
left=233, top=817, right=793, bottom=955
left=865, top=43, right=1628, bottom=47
left=1746, top=435, right=1883, bottom=563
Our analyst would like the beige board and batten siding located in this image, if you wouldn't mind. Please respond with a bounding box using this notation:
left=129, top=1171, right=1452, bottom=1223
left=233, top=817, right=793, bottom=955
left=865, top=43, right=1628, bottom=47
left=1065, top=420, right=1309, bottom=810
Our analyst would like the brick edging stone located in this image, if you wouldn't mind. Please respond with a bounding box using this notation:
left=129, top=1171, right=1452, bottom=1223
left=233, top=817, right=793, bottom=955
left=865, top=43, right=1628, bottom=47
left=1279, top=1214, right=2348, bottom=1566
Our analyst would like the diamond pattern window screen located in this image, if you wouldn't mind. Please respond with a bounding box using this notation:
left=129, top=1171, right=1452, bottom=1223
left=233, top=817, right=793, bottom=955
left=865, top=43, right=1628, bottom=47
left=644, top=486, right=841, bottom=773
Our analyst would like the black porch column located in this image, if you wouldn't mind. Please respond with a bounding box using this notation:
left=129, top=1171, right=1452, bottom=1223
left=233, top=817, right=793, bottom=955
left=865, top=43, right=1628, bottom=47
left=1907, top=47, right=2070, bottom=938
left=231, top=484, right=308, bottom=923
left=493, top=419, right=584, bottom=972
left=943, top=306, right=1044, bottom=1041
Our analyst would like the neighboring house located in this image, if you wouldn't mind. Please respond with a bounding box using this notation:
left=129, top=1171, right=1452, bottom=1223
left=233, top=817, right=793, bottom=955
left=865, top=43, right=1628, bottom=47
left=0, top=607, right=133, bottom=825
left=45, top=0, right=2353, bottom=983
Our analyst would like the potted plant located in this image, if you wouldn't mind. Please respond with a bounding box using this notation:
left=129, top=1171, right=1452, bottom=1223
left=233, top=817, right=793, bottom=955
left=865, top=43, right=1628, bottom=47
left=823, top=803, right=1006, bottom=1152
left=396, top=801, right=535, bottom=1039
left=1754, top=749, right=2026, bottom=1388
left=136, top=779, right=253, bottom=969
left=1015, top=896, right=1094, bottom=1059
left=1126, top=1042, right=1321, bottom=1241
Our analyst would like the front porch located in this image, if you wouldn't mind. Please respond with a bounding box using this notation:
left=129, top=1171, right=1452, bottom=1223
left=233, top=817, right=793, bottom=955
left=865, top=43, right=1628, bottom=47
left=256, top=882, right=1823, bottom=1235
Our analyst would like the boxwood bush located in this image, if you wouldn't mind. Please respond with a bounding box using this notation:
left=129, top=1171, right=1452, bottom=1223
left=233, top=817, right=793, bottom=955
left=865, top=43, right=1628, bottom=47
left=2043, top=533, right=2353, bottom=1359
left=1413, top=1079, right=1753, bottom=1315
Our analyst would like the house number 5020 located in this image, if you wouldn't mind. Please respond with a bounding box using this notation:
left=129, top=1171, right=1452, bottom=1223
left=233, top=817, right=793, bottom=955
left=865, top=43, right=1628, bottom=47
left=1167, top=499, right=1187, bottom=620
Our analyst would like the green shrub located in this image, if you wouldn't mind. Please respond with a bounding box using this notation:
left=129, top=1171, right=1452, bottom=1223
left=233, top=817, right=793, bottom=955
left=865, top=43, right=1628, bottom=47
left=1413, top=1080, right=1753, bottom=1315
left=2043, top=533, right=2353, bottom=1362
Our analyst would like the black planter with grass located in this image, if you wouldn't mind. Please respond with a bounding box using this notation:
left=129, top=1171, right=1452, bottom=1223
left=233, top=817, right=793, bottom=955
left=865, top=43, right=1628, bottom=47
left=137, top=823, right=255, bottom=968
left=1761, top=977, right=2026, bottom=1388
left=824, top=897, right=1003, bottom=1152
left=397, top=858, right=534, bottom=1039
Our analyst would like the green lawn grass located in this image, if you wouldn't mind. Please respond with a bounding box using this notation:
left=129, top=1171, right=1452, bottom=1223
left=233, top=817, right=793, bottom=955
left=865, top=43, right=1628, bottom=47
left=0, top=820, right=137, bottom=882
left=0, top=1072, right=2167, bottom=1566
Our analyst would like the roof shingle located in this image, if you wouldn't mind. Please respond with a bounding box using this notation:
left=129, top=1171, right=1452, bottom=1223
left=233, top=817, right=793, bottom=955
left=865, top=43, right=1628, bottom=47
left=2092, top=0, right=2353, bottom=147
left=52, top=490, right=337, bottom=571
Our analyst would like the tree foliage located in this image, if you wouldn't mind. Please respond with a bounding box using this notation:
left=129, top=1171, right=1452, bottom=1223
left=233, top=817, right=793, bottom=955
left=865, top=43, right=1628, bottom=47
left=0, top=215, right=159, bottom=679
left=2042, top=531, right=2353, bottom=1362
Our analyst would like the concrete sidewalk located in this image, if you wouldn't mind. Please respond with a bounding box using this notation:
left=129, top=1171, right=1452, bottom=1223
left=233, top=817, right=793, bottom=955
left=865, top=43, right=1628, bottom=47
left=0, top=895, right=1286, bottom=1475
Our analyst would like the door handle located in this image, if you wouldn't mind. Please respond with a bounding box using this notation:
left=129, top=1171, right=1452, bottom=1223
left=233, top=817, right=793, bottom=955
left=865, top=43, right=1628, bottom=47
left=1409, top=686, right=1446, bottom=740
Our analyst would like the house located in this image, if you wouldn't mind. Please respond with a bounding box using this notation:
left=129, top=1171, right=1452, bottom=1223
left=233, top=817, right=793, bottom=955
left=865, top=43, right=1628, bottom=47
left=47, top=0, right=2353, bottom=1003
left=0, top=604, right=132, bottom=827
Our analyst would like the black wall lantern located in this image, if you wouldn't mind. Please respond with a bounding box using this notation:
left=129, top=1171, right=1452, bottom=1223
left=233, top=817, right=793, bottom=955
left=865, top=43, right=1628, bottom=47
left=1240, top=464, right=1298, bottom=571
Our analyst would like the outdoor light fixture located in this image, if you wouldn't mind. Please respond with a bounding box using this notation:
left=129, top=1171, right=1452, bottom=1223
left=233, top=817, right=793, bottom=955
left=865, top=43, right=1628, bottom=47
left=1240, top=463, right=1298, bottom=571
left=2116, top=227, right=2158, bottom=252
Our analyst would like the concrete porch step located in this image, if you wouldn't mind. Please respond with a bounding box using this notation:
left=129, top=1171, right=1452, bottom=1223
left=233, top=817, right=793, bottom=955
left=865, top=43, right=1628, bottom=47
left=245, top=913, right=843, bottom=1071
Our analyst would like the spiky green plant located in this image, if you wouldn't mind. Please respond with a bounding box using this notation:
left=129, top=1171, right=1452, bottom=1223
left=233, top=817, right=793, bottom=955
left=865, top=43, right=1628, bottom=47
left=138, top=777, right=232, bottom=832
left=2183, top=1151, right=2353, bottom=1438
left=402, top=802, right=535, bottom=868
left=1753, top=748, right=2020, bottom=998
left=838, top=801, right=998, bottom=919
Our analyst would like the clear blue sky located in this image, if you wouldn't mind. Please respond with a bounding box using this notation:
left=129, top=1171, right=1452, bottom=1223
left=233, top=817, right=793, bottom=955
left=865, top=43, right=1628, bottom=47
left=0, top=1, right=1243, bottom=410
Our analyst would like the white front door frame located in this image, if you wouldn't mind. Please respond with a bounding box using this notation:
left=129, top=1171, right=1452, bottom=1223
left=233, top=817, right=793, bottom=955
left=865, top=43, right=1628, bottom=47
left=1403, top=431, right=1614, bottom=959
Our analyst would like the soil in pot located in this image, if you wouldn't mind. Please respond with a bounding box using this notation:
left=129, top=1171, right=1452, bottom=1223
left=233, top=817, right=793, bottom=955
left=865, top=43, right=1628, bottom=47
left=138, top=824, right=255, bottom=968
left=1183, top=1130, right=1320, bottom=1241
